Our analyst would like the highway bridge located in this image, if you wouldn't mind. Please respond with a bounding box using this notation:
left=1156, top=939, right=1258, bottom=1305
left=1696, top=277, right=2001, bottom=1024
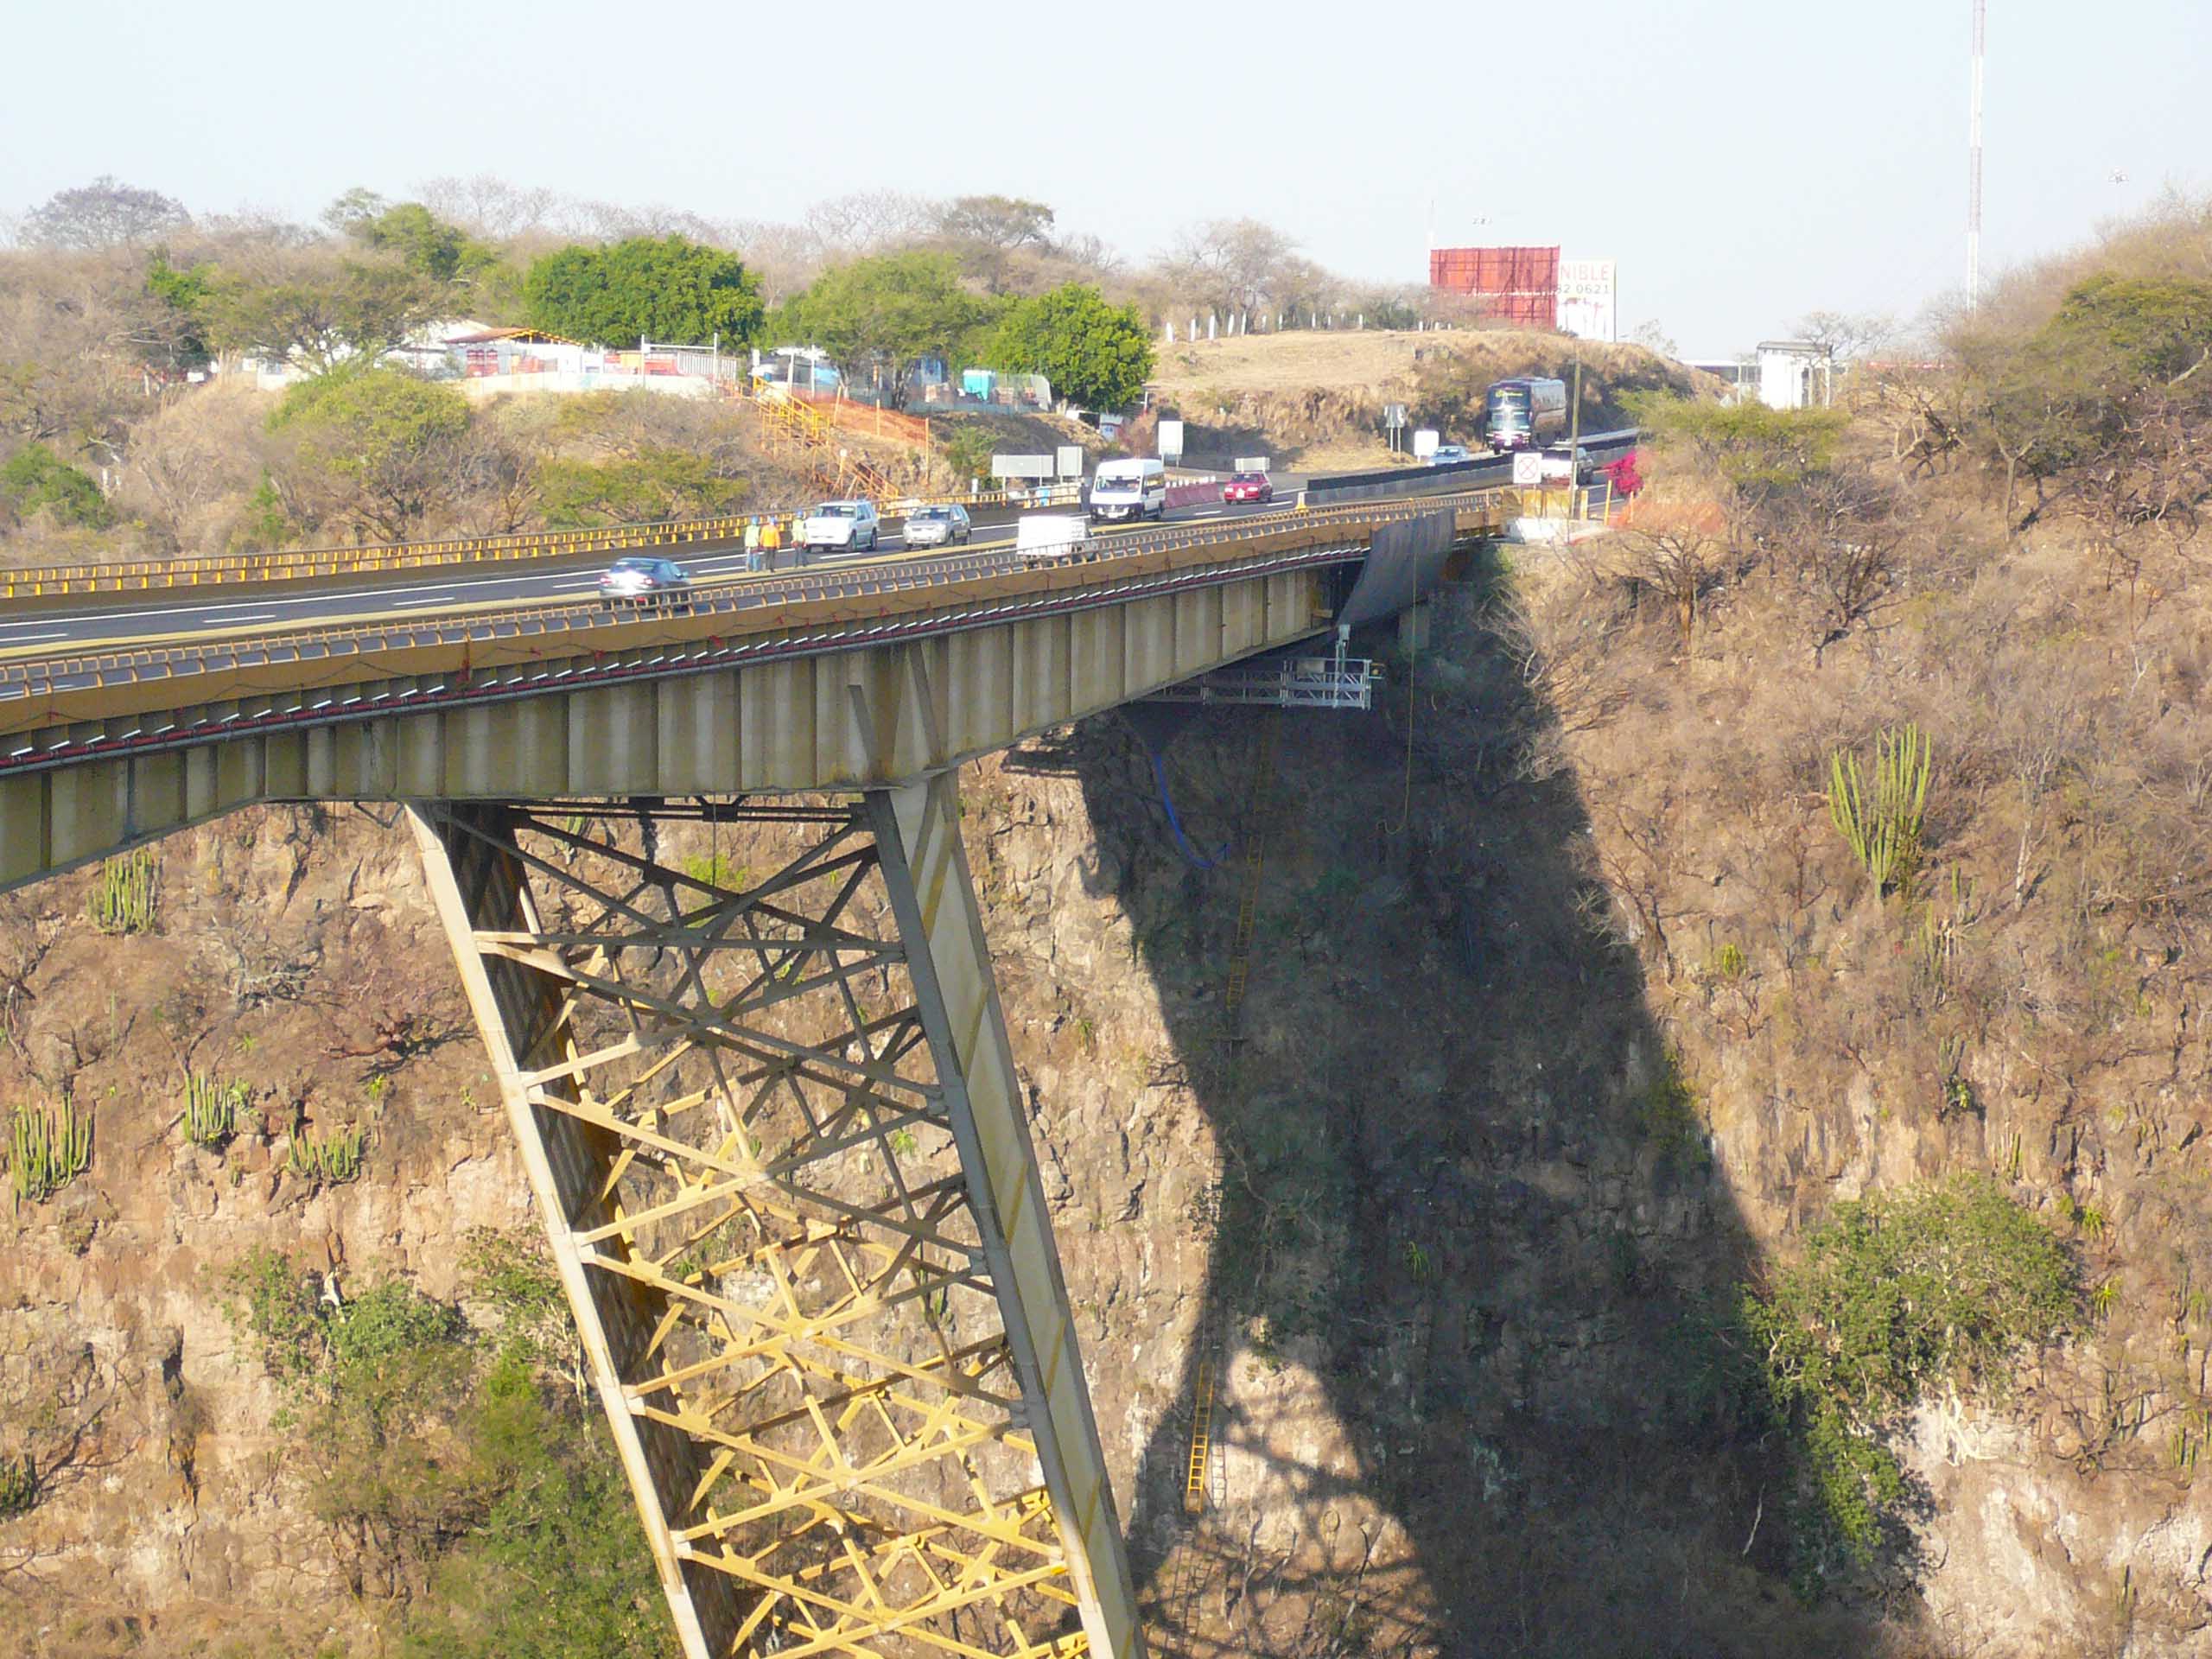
left=0, top=442, right=1624, bottom=1659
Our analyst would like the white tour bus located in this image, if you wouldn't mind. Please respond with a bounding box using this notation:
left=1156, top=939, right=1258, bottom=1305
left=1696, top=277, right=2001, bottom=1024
left=1087, top=457, right=1166, bottom=524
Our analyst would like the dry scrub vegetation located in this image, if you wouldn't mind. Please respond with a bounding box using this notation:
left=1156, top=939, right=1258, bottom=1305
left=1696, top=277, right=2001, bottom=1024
left=1497, top=195, right=2212, bottom=1616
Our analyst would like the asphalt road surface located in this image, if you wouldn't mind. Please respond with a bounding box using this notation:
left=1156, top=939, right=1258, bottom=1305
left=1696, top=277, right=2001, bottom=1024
left=0, top=494, right=1307, bottom=656
left=0, top=442, right=1629, bottom=658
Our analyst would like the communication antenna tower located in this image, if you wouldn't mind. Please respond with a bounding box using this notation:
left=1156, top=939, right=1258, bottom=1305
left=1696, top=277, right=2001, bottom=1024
left=1967, top=0, right=1986, bottom=306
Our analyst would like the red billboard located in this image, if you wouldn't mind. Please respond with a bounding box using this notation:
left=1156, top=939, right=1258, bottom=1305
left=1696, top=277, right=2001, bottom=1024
left=1428, top=245, right=1560, bottom=330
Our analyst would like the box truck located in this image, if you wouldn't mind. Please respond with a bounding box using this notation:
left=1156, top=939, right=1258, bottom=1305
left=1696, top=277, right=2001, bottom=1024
left=1015, top=515, right=1091, bottom=563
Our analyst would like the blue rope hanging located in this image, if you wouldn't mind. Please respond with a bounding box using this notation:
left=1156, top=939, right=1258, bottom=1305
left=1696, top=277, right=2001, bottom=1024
left=1152, top=750, right=1230, bottom=869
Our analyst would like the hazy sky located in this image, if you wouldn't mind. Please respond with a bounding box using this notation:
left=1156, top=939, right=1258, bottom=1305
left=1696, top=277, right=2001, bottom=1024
left=6, top=0, right=2206, bottom=356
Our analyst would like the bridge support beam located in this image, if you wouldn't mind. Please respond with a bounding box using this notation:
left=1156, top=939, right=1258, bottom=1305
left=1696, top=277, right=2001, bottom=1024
left=410, top=788, right=1142, bottom=1659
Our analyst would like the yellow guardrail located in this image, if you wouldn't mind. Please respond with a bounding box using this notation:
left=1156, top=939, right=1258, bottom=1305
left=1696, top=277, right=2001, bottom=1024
left=0, top=387, right=1062, bottom=601
left=0, top=514, right=763, bottom=601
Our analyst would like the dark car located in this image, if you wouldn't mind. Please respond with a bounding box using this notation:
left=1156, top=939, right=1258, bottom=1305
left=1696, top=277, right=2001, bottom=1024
left=598, top=556, right=691, bottom=607
left=1223, top=471, right=1274, bottom=505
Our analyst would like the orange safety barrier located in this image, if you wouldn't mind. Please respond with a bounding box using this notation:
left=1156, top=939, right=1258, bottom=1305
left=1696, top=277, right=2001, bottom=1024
left=792, top=392, right=931, bottom=447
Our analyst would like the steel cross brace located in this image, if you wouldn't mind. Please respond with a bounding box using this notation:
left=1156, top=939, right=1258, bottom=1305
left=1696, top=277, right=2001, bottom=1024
left=409, top=784, right=1143, bottom=1659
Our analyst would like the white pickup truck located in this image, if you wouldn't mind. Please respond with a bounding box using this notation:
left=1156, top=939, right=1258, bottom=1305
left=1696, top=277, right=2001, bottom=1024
left=1014, top=514, right=1091, bottom=563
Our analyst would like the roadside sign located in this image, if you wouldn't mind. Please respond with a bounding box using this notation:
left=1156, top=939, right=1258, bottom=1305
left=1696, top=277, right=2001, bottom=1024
left=1233, top=455, right=1271, bottom=473
left=1056, top=445, right=1084, bottom=478
left=1512, top=450, right=1543, bottom=486
left=1383, top=404, right=1407, bottom=429
left=1412, top=429, right=1440, bottom=460
left=989, top=454, right=1056, bottom=480
left=1158, top=419, right=1185, bottom=461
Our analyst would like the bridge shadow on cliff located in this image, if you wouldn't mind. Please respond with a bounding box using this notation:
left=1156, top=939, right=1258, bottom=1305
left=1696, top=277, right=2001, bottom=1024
left=1046, top=547, right=1888, bottom=1658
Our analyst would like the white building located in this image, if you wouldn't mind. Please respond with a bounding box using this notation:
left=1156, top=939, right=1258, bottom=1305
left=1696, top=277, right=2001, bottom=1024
left=1756, top=340, right=1829, bottom=410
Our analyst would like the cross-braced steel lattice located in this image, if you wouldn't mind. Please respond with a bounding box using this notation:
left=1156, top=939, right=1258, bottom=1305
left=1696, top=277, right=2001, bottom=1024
left=409, top=783, right=1143, bottom=1659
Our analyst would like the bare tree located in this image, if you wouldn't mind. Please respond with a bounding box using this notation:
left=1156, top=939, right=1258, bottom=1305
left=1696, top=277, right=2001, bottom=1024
left=1610, top=517, right=1730, bottom=649
left=1160, top=219, right=1299, bottom=321
left=723, top=217, right=836, bottom=305
left=1868, top=362, right=1967, bottom=477
left=804, top=191, right=936, bottom=257
left=121, top=385, right=264, bottom=552
left=932, top=195, right=1057, bottom=294
left=1795, top=308, right=1897, bottom=365
left=0, top=248, right=147, bottom=461
left=1770, top=466, right=1908, bottom=658
left=570, top=197, right=725, bottom=245
left=22, top=176, right=188, bottom=251
left=416, top=174, right=560, bottom=240
left=448, top=421, right=542, bottom=536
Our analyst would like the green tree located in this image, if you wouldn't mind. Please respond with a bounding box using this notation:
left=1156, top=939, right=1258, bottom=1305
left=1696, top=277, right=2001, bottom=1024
left=1623, top=393, right=1848, bottom=516
left=399, top=1362, right=679, bottom=1659
left=940, top=425, right=998, bottom=486
left=524, top=236, right=765, bottom=348
left=1955, top=274, right=2212, bottom=544
left=0, top=442, right=111, bottom=529
left=222, top=1242, right=677, bottom=1656
left=988, top=283, right=1154, bottom=411
left=345, top=200, right=499, bottom=285
left=143, top=252, right=214, bottom=369
left=776, top=252, right=996, bottom=404
left=537, top=448, right=748, bottom=527
left=269, top=366, right=472, bottom=541
left=1726, top=1179, right=2075, bottom=1587
left=206, top=260, right=444, bottom=375
left=2045, top=273, right=2212, bottom=383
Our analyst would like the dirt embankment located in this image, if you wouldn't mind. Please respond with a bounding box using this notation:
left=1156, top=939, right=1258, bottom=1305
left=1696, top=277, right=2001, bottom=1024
left=1148, top=327, right=1703, bottom=470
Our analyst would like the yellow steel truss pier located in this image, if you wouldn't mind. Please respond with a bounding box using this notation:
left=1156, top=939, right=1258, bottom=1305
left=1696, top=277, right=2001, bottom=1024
left=410, top=786, right=1143, bottom=1658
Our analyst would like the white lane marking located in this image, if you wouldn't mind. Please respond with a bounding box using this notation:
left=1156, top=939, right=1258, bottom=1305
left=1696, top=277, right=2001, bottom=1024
left=21, top=543, right=750, bottom=630
left=2, top=631, right=70, bottom=644
left=225, top=613, right=279, bottom=624
left=392, top=594, right=459, bottom=608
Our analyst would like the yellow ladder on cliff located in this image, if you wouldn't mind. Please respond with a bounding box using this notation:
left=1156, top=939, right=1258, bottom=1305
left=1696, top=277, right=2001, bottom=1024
left=1182, top=1352, right=1217, bottom=1516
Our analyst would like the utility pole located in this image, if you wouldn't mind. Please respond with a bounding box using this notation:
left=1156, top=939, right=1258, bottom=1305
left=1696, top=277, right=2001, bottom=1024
left=1567, top=356, right=1583, bottom=500
left=1967, top=0, right=1986, bottom=307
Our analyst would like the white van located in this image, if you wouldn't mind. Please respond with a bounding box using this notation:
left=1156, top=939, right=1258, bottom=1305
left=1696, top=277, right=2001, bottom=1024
left=1087, top=458, right=1166, bottom=524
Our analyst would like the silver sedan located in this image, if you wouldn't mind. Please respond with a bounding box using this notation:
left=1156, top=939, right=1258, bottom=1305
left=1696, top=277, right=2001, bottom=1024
left=903, top=505, right=972, bottom=548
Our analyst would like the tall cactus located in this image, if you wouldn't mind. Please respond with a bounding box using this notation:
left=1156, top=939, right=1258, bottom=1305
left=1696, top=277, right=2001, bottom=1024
left=87, top=848, right=158, bottom=935
left=182, top=1073, right=249, bottom=1149
left=1828, top=724, right=1932, bottom=899
left=10, top=1093, right=92, bottom=1204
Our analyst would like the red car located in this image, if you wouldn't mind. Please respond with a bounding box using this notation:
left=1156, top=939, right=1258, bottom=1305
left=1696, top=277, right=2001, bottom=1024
left=1223, top=472, right=1274, bottom=505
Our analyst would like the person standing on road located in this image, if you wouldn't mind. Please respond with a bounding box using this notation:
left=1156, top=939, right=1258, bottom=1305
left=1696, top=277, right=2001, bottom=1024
left=760, top=516, right=782, bottom=569
left=743, top=516, right=762, bottom=571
